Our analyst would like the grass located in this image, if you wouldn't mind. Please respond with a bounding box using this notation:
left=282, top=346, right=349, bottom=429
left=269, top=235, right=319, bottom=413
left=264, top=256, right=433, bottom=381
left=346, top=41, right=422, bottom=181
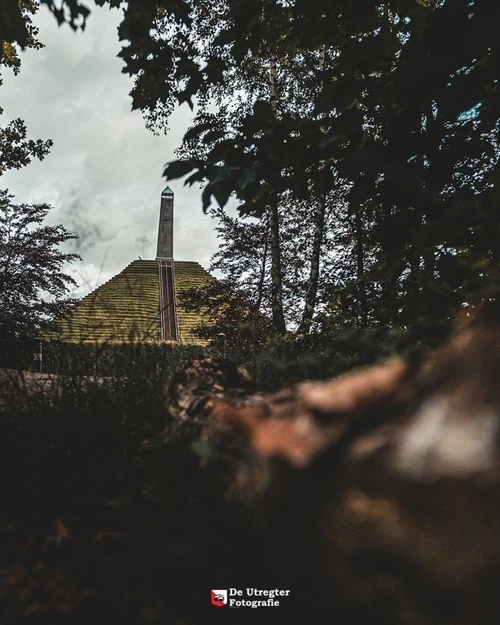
left=0, top=341, right=216, bottom=623
left=0, top=327, right=415, bottom=625
left=43, top=260, right=216, bottom=345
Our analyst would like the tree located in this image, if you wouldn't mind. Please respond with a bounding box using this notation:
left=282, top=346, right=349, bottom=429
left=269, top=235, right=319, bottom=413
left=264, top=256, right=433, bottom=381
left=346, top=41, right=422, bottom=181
left=0, top=190, right=80, bottom=353
left=209, top=208, right=271, bottom=321
left=0, top=1, right=72, bottom=359
left=0, top=0, right=43, bottom=77
left=20, top=0, right=500, bottom=342
left=189, top=192, right=350, bottom=340
left=1, top=1, right=52, bottom=174
left=0, top=110, right=52, bottom=175
left=156, top=0, right=500, bottom=339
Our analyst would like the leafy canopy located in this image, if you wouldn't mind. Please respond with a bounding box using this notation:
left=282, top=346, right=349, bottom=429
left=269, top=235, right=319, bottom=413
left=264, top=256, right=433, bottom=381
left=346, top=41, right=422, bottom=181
left=10, top=0, right=500, bottom=341
left=0, top=190, right=80, bottom=344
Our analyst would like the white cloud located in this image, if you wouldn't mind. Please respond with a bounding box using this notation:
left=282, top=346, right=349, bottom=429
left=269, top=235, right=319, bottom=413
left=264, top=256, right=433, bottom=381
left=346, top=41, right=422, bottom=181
left=1, top=4, right=220, bottom=296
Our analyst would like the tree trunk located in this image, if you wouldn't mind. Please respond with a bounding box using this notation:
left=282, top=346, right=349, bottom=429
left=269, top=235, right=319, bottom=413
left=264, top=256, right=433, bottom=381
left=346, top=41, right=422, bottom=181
left=299, top=195, right=326, bottom=335
left=253, top=214, right=269, bottom=318
left=299, top=46, right=328, bottom=335
left=268, top=53, right=286, bottom=335
left=269, top=197, right=286, bottom=335
left=269, top=53, right=279, bottom=114
left=355, top=207, right=368, bottom=324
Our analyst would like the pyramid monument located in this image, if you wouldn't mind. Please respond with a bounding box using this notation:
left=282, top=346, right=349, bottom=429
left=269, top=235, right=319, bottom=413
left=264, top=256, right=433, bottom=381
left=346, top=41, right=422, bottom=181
left=47, top=187, right=214, bottom=344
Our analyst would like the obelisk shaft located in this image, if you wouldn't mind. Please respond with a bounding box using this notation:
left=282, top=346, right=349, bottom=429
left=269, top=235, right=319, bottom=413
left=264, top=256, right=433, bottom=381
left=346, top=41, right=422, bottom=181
left=156, top=186, right=179, bottom=341
left=156, top=187, right=174, bottom=259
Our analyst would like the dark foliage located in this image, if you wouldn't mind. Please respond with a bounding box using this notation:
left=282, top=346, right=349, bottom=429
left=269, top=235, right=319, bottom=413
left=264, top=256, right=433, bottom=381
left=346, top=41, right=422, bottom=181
left=0, top=192, right=80, bottom=365
left=0, top=303, right=500, bottom=624
left=8, top=0, right=495, bottom=346
left=0, top=0, right=42, bottom=72
left=0, top=113, right=52, bottom=175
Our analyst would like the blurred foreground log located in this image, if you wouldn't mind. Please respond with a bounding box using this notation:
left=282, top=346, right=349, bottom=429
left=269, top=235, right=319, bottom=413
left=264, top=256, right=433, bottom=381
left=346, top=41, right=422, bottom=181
left=162, top=298, right=500, bottom=625
left=2, top=300, right=500, bottom=625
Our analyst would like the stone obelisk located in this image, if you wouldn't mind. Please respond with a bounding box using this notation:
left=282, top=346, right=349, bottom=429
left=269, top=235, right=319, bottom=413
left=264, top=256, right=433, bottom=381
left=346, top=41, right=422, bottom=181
left=156, top=186, right=180, bottom=341
left=156, top=186, right=174, bottom=259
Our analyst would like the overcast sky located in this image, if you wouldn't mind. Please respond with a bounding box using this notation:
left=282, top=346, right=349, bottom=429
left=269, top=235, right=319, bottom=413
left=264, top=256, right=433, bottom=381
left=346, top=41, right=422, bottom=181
left=1, top=4, right=220, bottom=297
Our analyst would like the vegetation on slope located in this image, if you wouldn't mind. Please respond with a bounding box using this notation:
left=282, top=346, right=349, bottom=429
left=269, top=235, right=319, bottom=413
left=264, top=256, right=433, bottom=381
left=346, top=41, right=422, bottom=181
left=45, top=260, right=216, bottom=346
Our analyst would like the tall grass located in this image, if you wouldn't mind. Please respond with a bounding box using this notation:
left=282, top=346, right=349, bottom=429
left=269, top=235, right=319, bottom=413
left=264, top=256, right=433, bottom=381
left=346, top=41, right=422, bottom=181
left=0, top=340, right=228, bottom=624
left=0, top=328, right=416, bottom=624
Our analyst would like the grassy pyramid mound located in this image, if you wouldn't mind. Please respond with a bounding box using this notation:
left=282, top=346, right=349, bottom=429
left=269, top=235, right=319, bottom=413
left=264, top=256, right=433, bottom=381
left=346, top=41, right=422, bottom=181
left=47, top=260, right=213, bottom=344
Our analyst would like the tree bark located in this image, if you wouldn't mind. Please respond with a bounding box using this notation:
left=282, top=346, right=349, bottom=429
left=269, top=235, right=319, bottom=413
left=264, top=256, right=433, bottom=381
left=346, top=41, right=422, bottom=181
left=298, top=195, right=326, bottom=334
left=269, top=53, right=279, bottom=115
left=269, top=198, right=286, bottom=335
left=299, top=46, right=328, bottom=335
left=268, top=53, right=286, bottom=335
left=355, top=207, right=368, bottom=324
left=253, top=214, right=269, bottom=319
